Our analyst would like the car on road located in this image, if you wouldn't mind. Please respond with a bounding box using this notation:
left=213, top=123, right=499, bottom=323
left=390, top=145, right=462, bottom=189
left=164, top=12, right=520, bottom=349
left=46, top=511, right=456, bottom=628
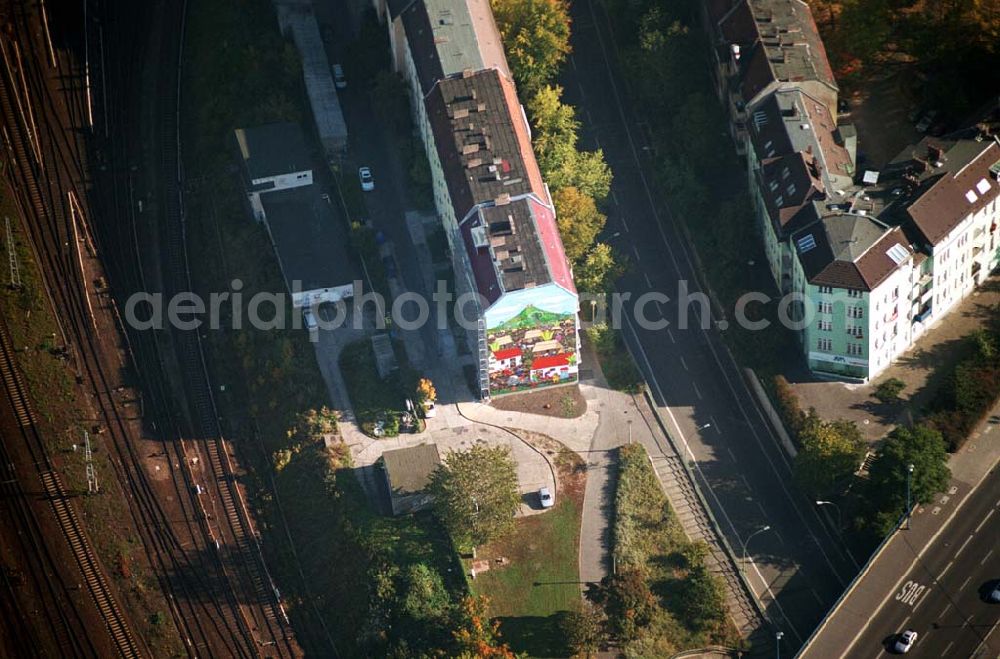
left=333, top=63, right=347, bottom=89
left=359, top=166, right=375, bottom=191
left=893, top=629, right=917, bottom=653
left=302, top=308, right=318, bottom=331
left=539, top=487, right=554, bottom=508
left=989, top=582, right=1000, bottom=603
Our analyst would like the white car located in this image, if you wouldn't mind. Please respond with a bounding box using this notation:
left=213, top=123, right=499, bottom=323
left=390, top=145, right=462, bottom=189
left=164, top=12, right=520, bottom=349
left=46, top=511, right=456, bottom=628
left=539, top=487, right=554, bottom=508
left=302, top=309, right=318, bottom=331
left=332, top=63, right=347, bottom=89
left=358, top=166, right=375, bottom=192
left=894, top=630, right=917, bottom=653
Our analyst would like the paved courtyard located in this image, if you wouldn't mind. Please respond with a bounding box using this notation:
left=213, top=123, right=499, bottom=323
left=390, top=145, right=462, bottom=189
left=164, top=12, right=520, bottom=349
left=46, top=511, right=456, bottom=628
left=791, top=275, right=1000, bottom=442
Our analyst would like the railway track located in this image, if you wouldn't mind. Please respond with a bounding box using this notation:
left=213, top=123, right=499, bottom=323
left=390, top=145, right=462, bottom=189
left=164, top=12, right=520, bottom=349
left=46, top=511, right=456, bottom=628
left=2, top=0, right=298, bottom=655
left=0, top=319, right=139, bottom=658
left=1, top=2, right=256, bottom=656
left=156, top=0, right=296, bottom=647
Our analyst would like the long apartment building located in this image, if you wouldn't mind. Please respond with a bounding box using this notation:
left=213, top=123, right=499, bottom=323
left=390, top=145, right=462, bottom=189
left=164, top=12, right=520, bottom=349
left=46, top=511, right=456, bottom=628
left=704, top=0, right=1000, bottom=381
left=381, top=0, right=579, bottom=398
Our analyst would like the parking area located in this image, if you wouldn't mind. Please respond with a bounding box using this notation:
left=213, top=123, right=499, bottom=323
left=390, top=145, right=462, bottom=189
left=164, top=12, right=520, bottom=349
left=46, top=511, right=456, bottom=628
left=791, top=275, right=1000, bottom=442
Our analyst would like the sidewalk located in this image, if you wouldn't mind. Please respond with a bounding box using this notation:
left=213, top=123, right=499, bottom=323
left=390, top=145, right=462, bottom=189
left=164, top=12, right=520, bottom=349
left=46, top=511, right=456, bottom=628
left=798, top=400, right=1000, bottom=657
left=792, top=275, right=1000, bottom=443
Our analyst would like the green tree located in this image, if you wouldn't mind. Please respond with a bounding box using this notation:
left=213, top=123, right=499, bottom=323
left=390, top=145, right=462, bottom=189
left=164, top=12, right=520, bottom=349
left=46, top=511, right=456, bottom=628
left=428, top=444, right=521, bottom=546
left=873, top=377, right=906, bottom=405
left=544, top=148, right=613, bottom=202
left=528, top=85, right=579, bottom=169
left=491, top=0, right=571, bottom=97
left=560, top=602, right=607, bottom=655
left=793, top=417, right=866, bottom=496
left=371, top=70, right=412, bottom=137
left=867, top=424, right=951, bottom=531
left=575, top=243, right=625, bottom=293
left=554, top=186, right=606, bottom=262
left=595, top=568, right=656, bottom=641
left=402, top=563, right=450, bottom=622
left=676, top=563, right=727, bottom=633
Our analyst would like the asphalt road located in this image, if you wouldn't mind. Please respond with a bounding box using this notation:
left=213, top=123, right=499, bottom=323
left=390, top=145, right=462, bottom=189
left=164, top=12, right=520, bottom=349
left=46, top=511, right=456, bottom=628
left=845, top=466, right=1000, bottom=658
left=560, top=0, right=860, bottom=649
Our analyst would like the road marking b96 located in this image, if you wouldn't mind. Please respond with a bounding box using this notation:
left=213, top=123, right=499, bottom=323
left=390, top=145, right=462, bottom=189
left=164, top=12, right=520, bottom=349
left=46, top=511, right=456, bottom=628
left=895, top=580, right=926, bottom=606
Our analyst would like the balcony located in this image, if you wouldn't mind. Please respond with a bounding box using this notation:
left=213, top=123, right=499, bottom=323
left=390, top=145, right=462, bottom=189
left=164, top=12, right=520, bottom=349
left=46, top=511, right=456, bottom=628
left=915, top=304, right=933, bottom=323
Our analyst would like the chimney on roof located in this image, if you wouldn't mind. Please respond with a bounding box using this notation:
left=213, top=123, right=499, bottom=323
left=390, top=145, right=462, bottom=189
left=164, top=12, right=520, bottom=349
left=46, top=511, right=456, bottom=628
left=927, top=144, right=944, bottom=164
left=494, top=193, right=511, bottom=206
left=462, top=68, right=474, bottom=78
left=913, top=157, right=931, bottom=173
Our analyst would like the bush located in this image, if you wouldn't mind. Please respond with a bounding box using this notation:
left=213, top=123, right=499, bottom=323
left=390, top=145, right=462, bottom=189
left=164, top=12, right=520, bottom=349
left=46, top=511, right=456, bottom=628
left=924, top=323, right=1000, bottom=451
left=600, top=444, right=734, bottom=650
left=586, top=323, right=643, bottom=393
left=773, top=375, right=809, bottom=443
left=873, top=378, right=906, bottom=404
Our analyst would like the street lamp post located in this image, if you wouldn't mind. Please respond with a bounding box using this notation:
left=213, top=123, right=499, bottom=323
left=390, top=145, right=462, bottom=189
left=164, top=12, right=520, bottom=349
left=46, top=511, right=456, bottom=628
left=627, top=419, right=633, bottom=445
left=775, top=630, right=784, bottom=659
left=816, top=500, right=842, bottom=530
left=904, top=463, right=914, bottom=529
left=697, top=422, right=712, bottom=431
left=740, top=525, right=771, bottom=578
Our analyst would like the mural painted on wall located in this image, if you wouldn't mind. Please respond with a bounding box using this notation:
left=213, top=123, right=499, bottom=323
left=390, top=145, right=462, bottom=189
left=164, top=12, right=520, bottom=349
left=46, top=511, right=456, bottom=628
left=485, top=288, right=579, bottom=395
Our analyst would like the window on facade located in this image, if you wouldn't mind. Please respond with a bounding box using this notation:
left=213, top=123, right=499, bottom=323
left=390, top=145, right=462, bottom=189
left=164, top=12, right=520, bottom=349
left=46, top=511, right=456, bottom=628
left=847, top=289, right=862, bottom=298
left=848, top=306, right=864, bottom=319
left=769, top=180, right=779, bottom=192
left=819, top=301, right=833, bottom=314
left=818, top=286, right=833, bottom=294
left=846, top=343, right=863, bottom=357
left=818, top=320, right=832, bottom=331
left=817, top=337, right=832, bottom=351
left=781, top=167, right=791, bottom=180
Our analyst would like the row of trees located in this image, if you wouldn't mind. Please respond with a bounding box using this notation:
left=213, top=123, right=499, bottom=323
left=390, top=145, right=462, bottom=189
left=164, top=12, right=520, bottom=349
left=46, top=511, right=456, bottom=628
left=491, top=0, right=622, bottom=295
left=787, top=392, right=952, bottom=540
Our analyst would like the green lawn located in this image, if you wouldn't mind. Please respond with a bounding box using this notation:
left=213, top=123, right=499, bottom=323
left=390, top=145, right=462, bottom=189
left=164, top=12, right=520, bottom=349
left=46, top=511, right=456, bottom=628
left=470, top=457, right=585, bottom=657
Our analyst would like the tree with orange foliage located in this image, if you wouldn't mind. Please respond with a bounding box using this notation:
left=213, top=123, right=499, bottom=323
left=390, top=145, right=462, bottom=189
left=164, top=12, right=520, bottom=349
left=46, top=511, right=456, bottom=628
left=451, top=595, right=517, bottom=658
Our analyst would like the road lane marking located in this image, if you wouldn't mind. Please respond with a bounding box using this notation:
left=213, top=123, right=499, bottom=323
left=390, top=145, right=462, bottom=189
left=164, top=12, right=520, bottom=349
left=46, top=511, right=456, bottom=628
left=955, top=534, right=974, bottom=557
left=835, top=460, right=999, bottom=659
left=726, top=447, right=737, bottom=461
left=942, top=641, right=954, bottom=656
left=939, top=560, right=954, bottom=579
left=619, top=213, right=630, bottom=232
left=618, top=312, right=803, bottom=642
left=632, top=244, right=641, bottom=262
left=644, top=272, right=653, bottom=288
left=981, top=548, right=994, bottom=565
left=666, top=328, right=675, bottom=343
left=611, top=189, right=619, bottom=206
left=679, top=356, right=689, bottom=371
left=960, top=575, right=972, bottom=590
left=895, top=580, right=926, bottom=606
left=938, top=601, right=951, bottom=618
left=974, top=507, right=994, bottom=533
left=692, top=381, right=702, bottom=400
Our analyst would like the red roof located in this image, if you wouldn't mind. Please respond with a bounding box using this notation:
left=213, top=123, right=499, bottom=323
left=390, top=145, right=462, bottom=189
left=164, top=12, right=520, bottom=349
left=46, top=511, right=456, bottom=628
left=531, top=353, right=571, bottom=370
left=493, top=347, right=522, bottom=360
